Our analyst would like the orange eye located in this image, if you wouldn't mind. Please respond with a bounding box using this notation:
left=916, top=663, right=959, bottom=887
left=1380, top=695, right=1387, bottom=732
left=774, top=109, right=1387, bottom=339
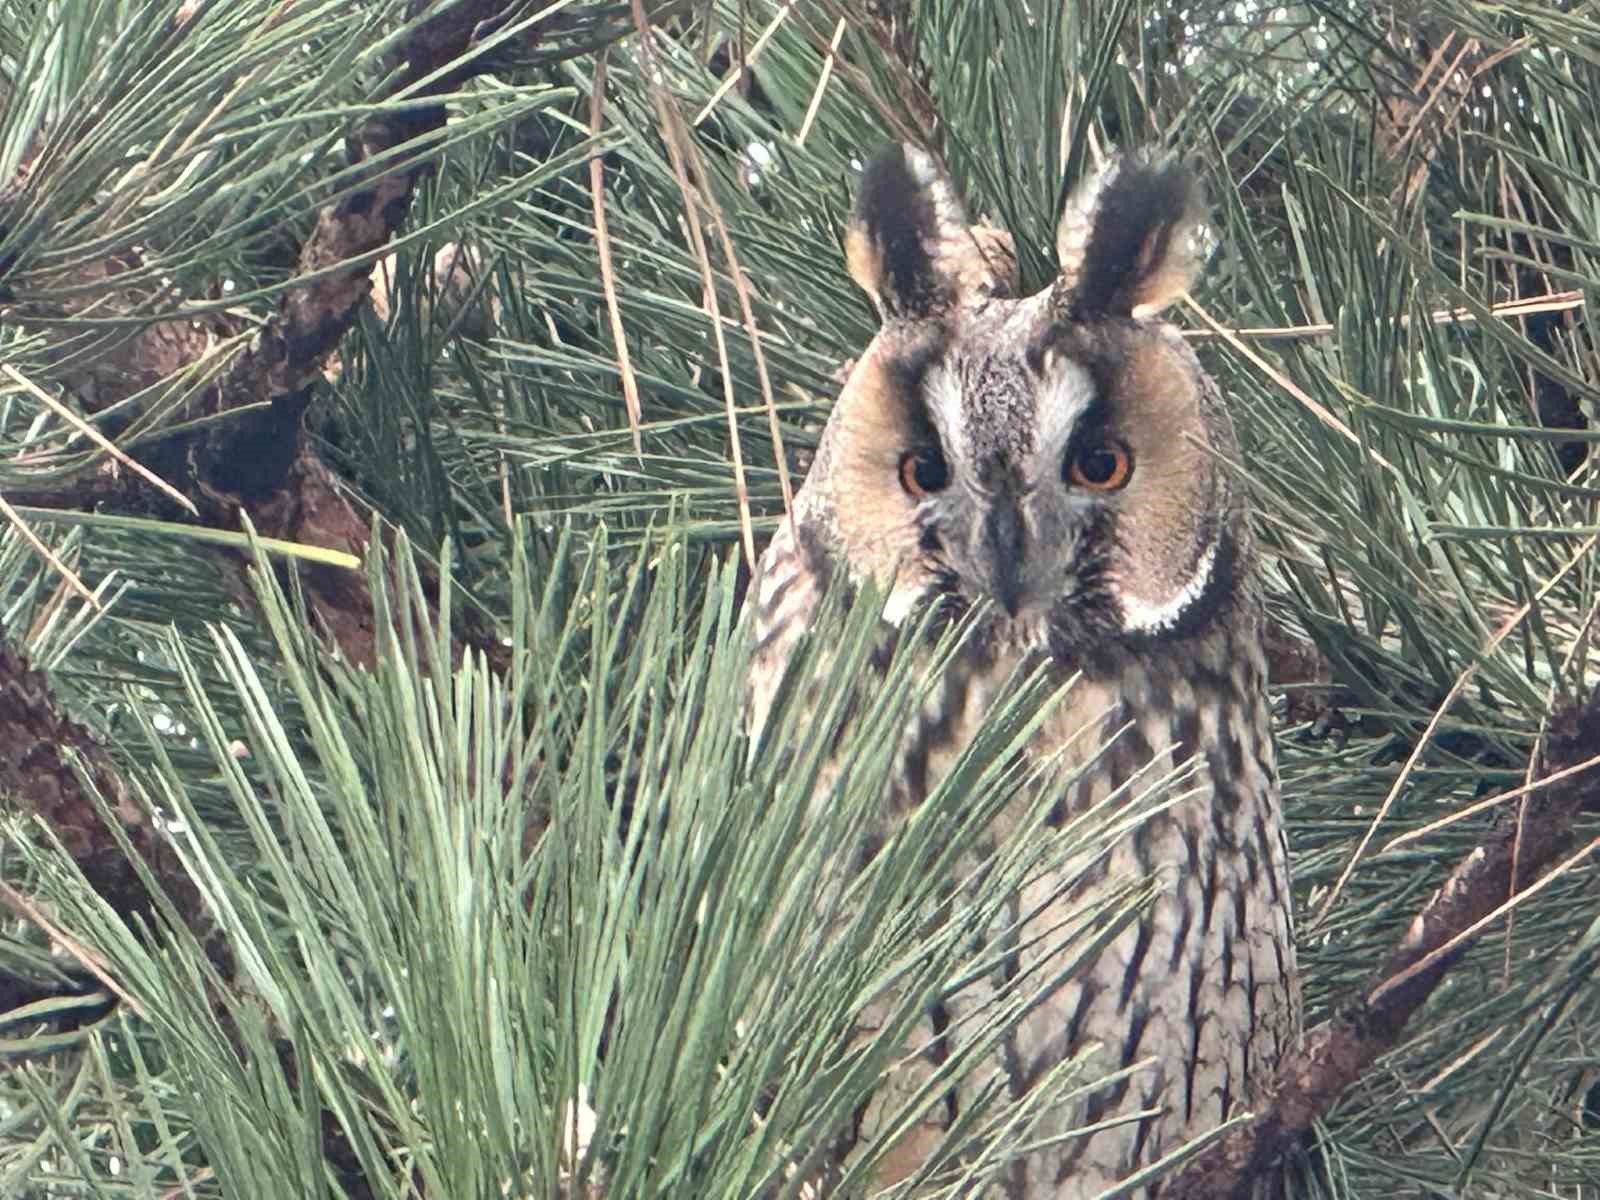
left=1065, top=441, right=1133, bottom=490
left=899, top=447, right=950, bottom=497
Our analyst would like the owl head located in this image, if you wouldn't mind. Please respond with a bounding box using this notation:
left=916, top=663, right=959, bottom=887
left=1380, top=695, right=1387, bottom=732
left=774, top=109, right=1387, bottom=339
left=796, top=144, right=1246, bottom=667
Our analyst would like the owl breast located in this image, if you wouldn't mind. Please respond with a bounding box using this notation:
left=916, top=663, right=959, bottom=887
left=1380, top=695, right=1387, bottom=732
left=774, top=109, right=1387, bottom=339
left=887, top=615, right=1297, bottom=1197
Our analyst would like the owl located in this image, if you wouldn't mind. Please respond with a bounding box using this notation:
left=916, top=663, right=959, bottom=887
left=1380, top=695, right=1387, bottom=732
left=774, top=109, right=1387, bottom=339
left=745, top=144, right=1300, bottom=1197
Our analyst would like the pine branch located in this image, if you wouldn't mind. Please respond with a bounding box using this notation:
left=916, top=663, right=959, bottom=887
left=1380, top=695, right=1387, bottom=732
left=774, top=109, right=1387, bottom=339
left=0, top=634, right=221, bottom=971
left=0, top=0, right=586, bottom=1011
left=850, top=0, right=940, bottom=143
left=182, top=2, right=557, bottom=665
left=0, top=1, right=619, bottom=1011
left=0, top=2, right=608, bottom=665
left=193, top=0, right=541, bottom=500
left=1165, top=691, right=1600, bottom=1200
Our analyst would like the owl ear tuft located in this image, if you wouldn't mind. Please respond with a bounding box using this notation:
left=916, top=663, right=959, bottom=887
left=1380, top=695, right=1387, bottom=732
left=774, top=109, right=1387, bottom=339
left=1055, top=156, right=1204, bottom=319
left=845, top=144, right=976, bottom=319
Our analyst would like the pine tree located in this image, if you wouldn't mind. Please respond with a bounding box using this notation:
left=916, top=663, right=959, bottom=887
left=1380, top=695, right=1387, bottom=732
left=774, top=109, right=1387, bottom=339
left=2, top=2, right=1599, bottom=1197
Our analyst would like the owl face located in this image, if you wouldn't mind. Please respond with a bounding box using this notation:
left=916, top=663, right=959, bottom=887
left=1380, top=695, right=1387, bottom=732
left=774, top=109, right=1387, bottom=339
left=804, top=146, right=1241, bottom=669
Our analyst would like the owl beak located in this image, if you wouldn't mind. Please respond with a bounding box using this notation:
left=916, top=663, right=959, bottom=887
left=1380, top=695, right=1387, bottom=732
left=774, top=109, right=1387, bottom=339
left=983, top=499, right=1028, bottom=618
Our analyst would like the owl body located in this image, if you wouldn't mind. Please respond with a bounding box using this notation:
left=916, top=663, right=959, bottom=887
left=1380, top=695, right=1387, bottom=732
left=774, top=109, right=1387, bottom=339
left=747, top=146, right=1298, bottom=1196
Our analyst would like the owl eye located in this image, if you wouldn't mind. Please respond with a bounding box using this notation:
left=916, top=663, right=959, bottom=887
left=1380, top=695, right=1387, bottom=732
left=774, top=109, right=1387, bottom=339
left=898, top=446, right=950, bottom=497
left=1066, top=440, right=1133, bottom=490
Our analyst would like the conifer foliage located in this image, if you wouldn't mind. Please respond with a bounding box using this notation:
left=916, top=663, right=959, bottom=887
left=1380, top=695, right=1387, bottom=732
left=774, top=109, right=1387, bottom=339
left=2, top=2, right=1600, bottom=1196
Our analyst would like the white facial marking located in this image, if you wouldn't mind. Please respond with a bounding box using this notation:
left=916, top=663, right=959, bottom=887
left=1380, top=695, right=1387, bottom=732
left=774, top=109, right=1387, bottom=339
left=1035, top=358, right=1096, bottom=463
left=882, top=585, right=920, bottom=627
left=1119, top=539, right=1217, bottom=635
left=923, top=365, right=966, bottom=459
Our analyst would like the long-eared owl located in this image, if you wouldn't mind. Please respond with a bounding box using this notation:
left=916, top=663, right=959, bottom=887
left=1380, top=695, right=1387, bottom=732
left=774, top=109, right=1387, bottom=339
left=745, top=144, right=1299, bottom=1197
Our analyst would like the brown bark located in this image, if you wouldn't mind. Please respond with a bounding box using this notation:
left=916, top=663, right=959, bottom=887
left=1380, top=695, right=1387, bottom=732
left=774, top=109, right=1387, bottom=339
left=0, top=638, right=217, bottom=960
left=1263, top=617, right=1331, bottom=724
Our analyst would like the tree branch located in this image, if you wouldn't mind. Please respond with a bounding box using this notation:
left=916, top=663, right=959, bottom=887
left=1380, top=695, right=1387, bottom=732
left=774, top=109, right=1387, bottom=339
left=0, top=637, right=222, bottom=967
left=0, top=0, right=563, bottom=993
left=194, top=0, right=527, bottom=497
left=0, top=2, right=551, bottom=670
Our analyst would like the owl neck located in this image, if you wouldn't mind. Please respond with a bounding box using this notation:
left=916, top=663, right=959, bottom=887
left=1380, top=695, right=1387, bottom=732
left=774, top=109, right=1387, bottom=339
left=898, top=598, right=1275, bottom=834
left=1049, top=614, right=1275, bottom=828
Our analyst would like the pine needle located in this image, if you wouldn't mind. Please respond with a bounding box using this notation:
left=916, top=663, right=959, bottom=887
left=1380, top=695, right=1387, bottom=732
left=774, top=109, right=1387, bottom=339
left=587, top=49, right=644, bottom=460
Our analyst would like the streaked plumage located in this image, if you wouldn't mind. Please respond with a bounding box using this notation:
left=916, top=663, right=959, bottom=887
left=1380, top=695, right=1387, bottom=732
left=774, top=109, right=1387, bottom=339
left=746, top=144, right=1299, bottom=1197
